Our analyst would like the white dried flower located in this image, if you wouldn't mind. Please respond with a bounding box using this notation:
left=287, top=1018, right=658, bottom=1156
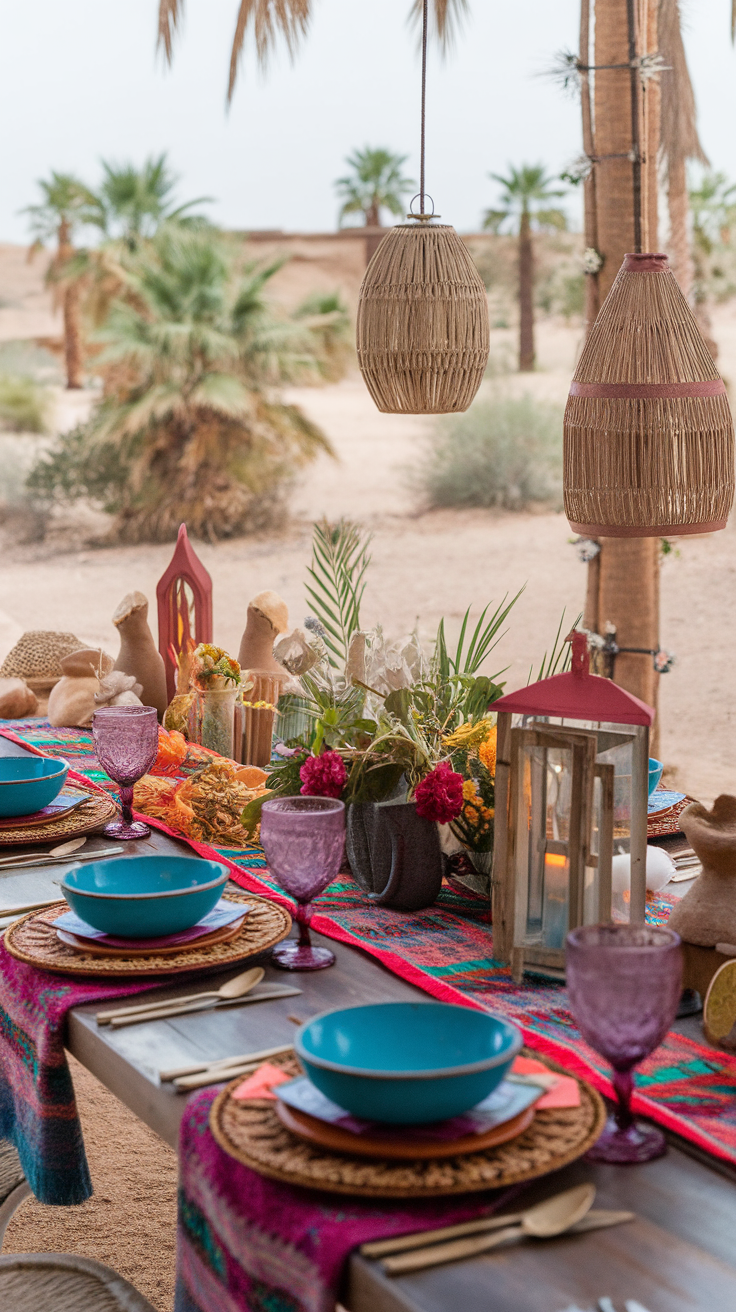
left=573, top=536, right=601, bottom=563
left=582, top=247, right=604, bottom=274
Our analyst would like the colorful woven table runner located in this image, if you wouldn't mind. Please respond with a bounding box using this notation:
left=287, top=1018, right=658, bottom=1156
left=2, top=720, right=736, bottom=1186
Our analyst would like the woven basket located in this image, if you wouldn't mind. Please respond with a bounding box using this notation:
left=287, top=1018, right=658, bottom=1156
left=356, top=223, right=490, bottom=414
left=564, top=252, right=735, bottom=536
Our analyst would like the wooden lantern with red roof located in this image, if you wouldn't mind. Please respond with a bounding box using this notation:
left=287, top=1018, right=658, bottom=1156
left=490, top=630, right=654, bottom=981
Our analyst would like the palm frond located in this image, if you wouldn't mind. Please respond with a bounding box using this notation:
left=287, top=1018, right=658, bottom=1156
left=158, top=0, right=182, bottom=63
left=446, top=591, right=524, bottom=676
left=658, top=0, right=708, bottom=176
left=409, top=0, right=468, bottom=52
left=304, top=519, right=372, bottom=666
left=228, top=0, right=311, bottom=103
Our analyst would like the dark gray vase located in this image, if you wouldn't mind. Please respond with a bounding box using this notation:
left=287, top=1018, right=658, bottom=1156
left=346, top=800, right=444, bottom=911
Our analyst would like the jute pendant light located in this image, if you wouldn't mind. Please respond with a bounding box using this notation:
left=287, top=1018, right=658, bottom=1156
left=564, top=252, right=735, bottom=536
left=355, top=0, right=489, bottom=415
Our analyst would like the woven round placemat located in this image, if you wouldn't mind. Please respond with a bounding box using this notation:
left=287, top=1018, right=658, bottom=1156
left=0, top=786, right=118, bottom=846
left=3, top=891, right=291, bottom=977
left=209, top=1051, right=606, bottom=1198
left=647, top=795, right=694, bottom=838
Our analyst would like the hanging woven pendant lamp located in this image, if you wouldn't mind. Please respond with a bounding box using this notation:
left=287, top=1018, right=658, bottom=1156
left=355, top=2, right=489, bottom=414
left=564, top=252, right=735, bottom=536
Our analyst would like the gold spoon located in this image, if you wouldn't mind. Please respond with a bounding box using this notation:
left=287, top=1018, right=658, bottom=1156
left=0, top=837, right=87, bottom=866
left=373, top=1184, right=596, bottom=1274
left=97, top=966, right=266, bottom=1026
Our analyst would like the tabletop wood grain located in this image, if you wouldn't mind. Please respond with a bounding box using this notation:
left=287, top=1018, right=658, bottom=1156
left=1, top=733, right=734, bottom=1311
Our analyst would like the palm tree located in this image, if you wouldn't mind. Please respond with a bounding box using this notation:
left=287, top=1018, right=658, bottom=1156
left=30, top=230, right=335, bottom=543
left=89, top=153, right=211, bottom=250
left=23, top=172, right=96, bottom=389
left=335, top=148, right=415, bottom=229
left=484, top=165, right=565, bottom=372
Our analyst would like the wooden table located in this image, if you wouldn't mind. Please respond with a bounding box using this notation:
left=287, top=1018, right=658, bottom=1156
left=1, top=735, right=735, bottom=1311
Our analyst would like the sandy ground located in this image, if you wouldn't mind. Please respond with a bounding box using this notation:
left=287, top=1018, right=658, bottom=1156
left=1, top=243, right=735, bottom=1304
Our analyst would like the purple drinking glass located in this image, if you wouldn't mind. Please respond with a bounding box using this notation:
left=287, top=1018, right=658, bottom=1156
left=566, top=923, right=683, bottom=1163
left=260, top=796, right=345, bottom=970
left=92, top=705, right=159, bottom=840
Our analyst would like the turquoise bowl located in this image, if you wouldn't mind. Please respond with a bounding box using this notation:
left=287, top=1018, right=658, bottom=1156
left=295, top=1001, right=522, bottom=1124
left=0, top=756, right=69, bottom=817
left=61, top=855, right=229, bottom=938
left=649, top=757, right=664, bottom=797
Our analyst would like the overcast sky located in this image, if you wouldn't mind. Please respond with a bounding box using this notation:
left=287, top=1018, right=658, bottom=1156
left=1, top=0, right=734, bottom=243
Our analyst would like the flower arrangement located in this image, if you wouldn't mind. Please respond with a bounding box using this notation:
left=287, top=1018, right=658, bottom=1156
left=239, top=522, right=515, bottom=856
left=192, top=644, right=241, bottom=689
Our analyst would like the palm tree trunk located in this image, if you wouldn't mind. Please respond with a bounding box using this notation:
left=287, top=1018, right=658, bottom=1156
left=586, top=0, right=662, bottom=734
left=593, top=0, right=636, bottom=300
left=364, top=201, right=383, bottom=265
left=667, top=154, right=694, bottom=301
left=57, top=218, right=83, bottom=389
left=580, top=0, right=601, bottom=332
left=63, top=285, right=83, bottom=389
left=518, top=209, right=534, bottom=371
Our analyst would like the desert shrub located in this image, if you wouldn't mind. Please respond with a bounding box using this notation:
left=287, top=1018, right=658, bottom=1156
left=0, top=375, right=47, bottom=432
left=418, top=394, right=563, bottom=511
left=293, top=291, right=352, bottom=381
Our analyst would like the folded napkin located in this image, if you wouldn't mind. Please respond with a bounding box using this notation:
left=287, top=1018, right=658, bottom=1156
left=175, top=1088, right=520, bottom=1312
left=0, top=943, right=165, bottom=1203
left=273, top=1073, right=540, bottom=1141
left=54, top=898, right=249, bottom=950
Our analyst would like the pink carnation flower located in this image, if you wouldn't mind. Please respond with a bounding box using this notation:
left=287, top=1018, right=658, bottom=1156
left=414, top=762, right=464, bottom=824
left=299, top=750, right=347, bottom=799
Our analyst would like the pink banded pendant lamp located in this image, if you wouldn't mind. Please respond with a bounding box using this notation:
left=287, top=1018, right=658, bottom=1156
left=564, top=252, right=735, bottom=537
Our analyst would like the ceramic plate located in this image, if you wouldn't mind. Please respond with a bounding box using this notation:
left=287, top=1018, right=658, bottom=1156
left=56, top=914, right=246, bottom=958
left=274, top=1096, right=537, bottom=1160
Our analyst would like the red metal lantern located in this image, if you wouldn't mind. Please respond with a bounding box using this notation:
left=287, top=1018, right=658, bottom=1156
left=491, top=631, right=654, bottom=980
left=156, top=524, right=213, bottom=703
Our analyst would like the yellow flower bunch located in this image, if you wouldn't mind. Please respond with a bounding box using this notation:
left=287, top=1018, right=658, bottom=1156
left=477, top=724, right=497, bottom=778
left=442, top=720, right=493, bottom=751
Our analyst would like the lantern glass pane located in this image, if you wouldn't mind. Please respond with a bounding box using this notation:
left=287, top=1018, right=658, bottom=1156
left=584, top=772, right=602, bottom=924
left=515, top=742, right=575, bottom=951
left=595, top=729, right=635, bottom=922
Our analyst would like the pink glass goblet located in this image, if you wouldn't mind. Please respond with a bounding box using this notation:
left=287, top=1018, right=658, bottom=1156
left=260, top=796, right=345, bottom=970
left=566, top=923, right=682, bottom=1164
left=92, top=705, right=159, bottom=840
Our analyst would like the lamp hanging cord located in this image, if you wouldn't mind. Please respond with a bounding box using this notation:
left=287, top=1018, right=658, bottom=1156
left=420, top=0, right=428, bottom=214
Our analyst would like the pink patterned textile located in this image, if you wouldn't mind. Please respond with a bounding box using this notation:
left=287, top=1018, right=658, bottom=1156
left=175, top=1087, right=519, bottom=1312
